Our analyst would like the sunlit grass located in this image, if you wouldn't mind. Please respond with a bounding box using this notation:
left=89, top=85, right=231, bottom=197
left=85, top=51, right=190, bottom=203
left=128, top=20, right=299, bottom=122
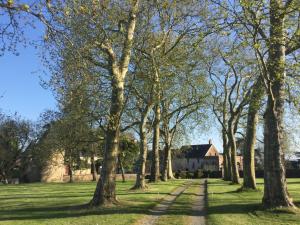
left=207, top=178, right=300, bottom=225
left=0, top=179, right=186, bottom=225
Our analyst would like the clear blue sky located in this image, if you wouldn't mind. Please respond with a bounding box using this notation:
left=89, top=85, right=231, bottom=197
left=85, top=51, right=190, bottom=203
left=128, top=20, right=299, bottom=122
left=0, top=17, right=56, bottom=121
left=0, top=46, right=56, bottom=121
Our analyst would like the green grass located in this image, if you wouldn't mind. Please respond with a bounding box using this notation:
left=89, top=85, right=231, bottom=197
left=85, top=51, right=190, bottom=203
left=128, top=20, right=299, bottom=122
left=0, top=179, right=186, bottom=225
left=207, top=178, right=300, bottom=225
left=156, top=180, right=201, bottom=225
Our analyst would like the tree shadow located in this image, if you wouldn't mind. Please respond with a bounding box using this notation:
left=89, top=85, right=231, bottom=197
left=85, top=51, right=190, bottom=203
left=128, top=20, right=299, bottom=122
left=0, top=201, right=198, bottom=221
left=287, top=181, right=300, bottom=185
left=208, top=203, right=261, bottom=215
left=0, top=181, right=203, bottom=222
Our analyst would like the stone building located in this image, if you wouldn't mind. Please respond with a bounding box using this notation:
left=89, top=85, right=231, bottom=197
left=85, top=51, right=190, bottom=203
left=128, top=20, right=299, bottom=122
left=172, top=140, right=243, bottom=172
left=22, top=151, right=99, bottom=183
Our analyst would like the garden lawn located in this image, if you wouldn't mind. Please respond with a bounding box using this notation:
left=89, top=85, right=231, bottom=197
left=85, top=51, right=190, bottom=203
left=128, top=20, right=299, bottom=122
left=0, top=179, right=186, bottom=225
left=207, top=178, right=300, bottom=225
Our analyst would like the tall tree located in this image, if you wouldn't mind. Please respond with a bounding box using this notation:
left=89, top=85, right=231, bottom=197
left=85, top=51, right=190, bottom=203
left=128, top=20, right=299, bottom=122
left=44, top=0, right=140, bottom=205
left=211, top=0, right=300, bottom=206
left=88, top=0, right=140, bottom=205
left=207, top=42, right=255, bottom=184
left=242, top=78, right=264, bottom=190
left=262, top=0, right=296, bottom=208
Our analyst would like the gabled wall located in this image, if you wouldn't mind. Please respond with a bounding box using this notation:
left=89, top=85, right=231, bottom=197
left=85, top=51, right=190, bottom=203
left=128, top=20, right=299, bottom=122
left=205, top=145, right=219, bottom=157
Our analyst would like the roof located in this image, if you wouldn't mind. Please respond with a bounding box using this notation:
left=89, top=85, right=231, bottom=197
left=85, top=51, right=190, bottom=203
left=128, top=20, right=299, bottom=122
left=178, top=144, right=212, bottom=158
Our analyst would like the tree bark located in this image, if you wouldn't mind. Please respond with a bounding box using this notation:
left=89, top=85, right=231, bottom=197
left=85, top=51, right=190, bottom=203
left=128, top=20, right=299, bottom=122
left=162, top=133, right=171, bottom=181
left=69, top=164, right=73, bottom=183
left=1, top=172, right=8, bottom=184
left=118, top=155, right=125, bottom=182
left=262, top=0, right=294, bottom=208
left=90, top=76, right=124, bottom=206
left=243, top=80, right=263, bottom=190
left=150, top=104, right=161, bottom=182
left=228, top=119, right=240, bottom=184
left=222, top=130, right=232, bottom=181
left=167, top=149, right=175, bottom=179
left=243, top=104, right=258, bottom=189
left=91, top=153, right=97, bottom=181
left=132, top=104, right=152, bottom=189
left=132, top=125, right=148, bottom=189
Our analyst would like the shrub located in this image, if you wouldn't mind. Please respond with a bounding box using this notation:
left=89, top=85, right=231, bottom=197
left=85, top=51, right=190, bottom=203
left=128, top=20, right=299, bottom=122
left=194, top=169, right=204, bottom=178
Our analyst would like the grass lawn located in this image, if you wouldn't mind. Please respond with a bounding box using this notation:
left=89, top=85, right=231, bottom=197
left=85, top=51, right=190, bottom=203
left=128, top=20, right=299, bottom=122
left=156, top=180, right=201, bottom=225
left=0, top=179, right=186, bottom=225
left=207, top=178, right=300, bottom=225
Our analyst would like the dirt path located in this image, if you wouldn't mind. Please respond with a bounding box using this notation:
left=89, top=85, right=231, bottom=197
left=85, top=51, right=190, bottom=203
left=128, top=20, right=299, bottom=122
left=186, top=179, right=207, bottom=225
left=133, top=179, right=207, bottom=225
left=133, top=181, right=193, bottom=225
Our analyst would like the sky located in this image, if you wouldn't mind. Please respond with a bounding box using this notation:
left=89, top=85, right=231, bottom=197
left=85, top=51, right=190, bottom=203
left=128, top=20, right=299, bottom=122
left=0, top=46, right=56, bottom=121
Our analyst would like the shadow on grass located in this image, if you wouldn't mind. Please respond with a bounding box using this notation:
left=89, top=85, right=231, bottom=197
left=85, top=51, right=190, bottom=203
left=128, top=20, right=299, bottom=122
left=0, top=202, right=198, bottom=221
left=208, top=203, right=261, bottom=215
left=0, top=194, right=93, bottom=201
left=287, top=181, right=300, bottom=185
left=0, top=181, right=198, bottom=222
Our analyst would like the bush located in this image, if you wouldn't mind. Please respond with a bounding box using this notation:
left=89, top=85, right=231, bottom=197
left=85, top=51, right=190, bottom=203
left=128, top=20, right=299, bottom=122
left=202, top=170, right=222, bottom=178
left=194, top=169, right=204, bottom=178
left=179, top=171, right=187, bottom=179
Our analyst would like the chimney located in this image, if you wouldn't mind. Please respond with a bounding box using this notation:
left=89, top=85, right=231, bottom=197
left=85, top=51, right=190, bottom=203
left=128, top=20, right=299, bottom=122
left=209, top=139, right=212, bottom=145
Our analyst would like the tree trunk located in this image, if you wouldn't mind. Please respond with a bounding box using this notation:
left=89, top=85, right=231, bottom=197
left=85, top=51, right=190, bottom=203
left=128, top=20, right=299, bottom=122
left=162, top=134, right=171, bottom=181
left=91, top=154, right=97, bottom=181
left=118, top=155, right=125, bottom=182
left=90, top=76, right=124, bottom=206
left=132, top=126, right=148, bottom=189
left=222, top=130, right=232, bottom=181
left=262, top=0, right=294, bottom=208
left=228, top=119, right=240, bottom=184
left=132, top=105, right=152, bottom=189
left=243, top=104, right=258, bottom=189
left=150, top=104, right=161, bottom=182
left=167, top=149, right=175, bottom=179
left=243, top=80, right=263, bottom=190
left=1, top=172, right=8, bottom=184
left=69, top=164, right=73, bottom=183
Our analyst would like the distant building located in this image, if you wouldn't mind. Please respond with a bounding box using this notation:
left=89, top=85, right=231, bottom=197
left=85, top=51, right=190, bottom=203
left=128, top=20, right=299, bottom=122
left=22, top=151, right=99, bottom=183
left=172, top=140, right=243, bottom=172
left=285, top=152, right=300, bottom=169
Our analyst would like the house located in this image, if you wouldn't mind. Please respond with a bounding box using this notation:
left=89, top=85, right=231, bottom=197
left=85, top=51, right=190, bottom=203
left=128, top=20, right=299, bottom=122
left=286, top=152, right=300, bottom=169
left=172, top=140, right=243, bottom=172
left=22, top=151, right=98, bottom=183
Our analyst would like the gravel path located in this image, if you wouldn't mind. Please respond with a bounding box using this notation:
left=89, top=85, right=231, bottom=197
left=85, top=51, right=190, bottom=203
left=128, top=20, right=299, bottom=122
left=186, top=179, right=207, bottom=225
left=133, top=179, right=207, bottom=225
left=133, top=181, right=193, bottom=225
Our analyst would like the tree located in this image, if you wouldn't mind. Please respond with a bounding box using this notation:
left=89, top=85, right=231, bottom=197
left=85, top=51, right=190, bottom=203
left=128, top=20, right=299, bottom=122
left=207, top=41, right=256, bottom=184
left=262, top=0, right=296, bottom=208
left=0, top=1, right=64, bottom=56
left=159, top=44, right=210, bottom=181
left=212, top=0, right=300, bottom=207
left=0, top=114, right=33, bottom=184
left=118, top=134, right=139, bottom=182
left=242, top=78, right=264, bottom=190
left=42, top=0, right=140, bottom=205
left=85, top=0, right=140, bottom=206
left=126, top=55, right=154, bottom=189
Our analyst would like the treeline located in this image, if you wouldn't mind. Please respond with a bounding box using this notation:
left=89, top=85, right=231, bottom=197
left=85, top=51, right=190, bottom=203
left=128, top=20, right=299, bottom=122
left=0, top=110, right=139, bottom=184
left=0, top=0, right=300, bottom=210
